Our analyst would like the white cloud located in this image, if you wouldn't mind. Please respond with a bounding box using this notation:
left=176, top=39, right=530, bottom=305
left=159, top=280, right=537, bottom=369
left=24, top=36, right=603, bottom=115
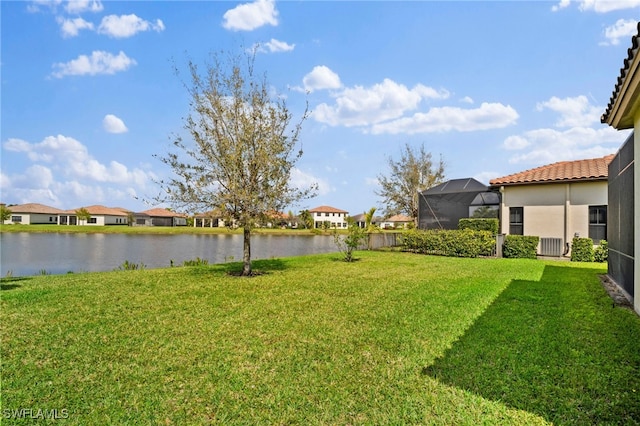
left=290, top=168, right=331, bottom=195
left=51, top=50, right=136, bottom=78
left=98, top=14, right=165, bottom=38
left=58, top=16, right=94, bottom=37
left=473, top=171, right=500, bottom=186
left=601, top=19, right=638, bottom=46
left=64, top=0, right=103, bottom=14
left=505, top=126, right=626, bottom=164
left=302, top=66, right=342, bottom=93
left=503, top=135, right=531, bottom=150
left=370, top=102, right=518, bottom=135
left=255, top=38, right=295, bottom=53
left=313, top=78, right=450, bottom=128
left=551, top=0, right=571, bottom=11
left=2, top=135, right=154, bottom=185
left=461, top=96, right=474, bottom=104
left=103, top=114, right=128, bottom=133
left=222, top=0, right=278, bottom=31
left=365, top=177, right=379, bottom=187
left=579, top=0, right=640, bottom=12
left=536, top=95, right=601, bottom=127
left=503, top=93, right=628, bottom=164
left=552, top=0, right=640, bottom=12
left=2, top=135, right=157, bottom=208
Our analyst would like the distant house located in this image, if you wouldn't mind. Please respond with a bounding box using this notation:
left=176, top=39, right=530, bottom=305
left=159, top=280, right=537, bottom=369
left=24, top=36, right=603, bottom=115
left=489, top=155, right=613, bottom=256
left=135, top=208, right=187, bottom=227
left=350, top=213, right=382, bottom=229
left=193, top=210, right=227, bottom=228
left=309, top=205, right=349, bottom=229
left=60, top=205, right=129, bottom=226
left=2, top=203, right=63, bottom=225
left=600, top=21, right=640, bottom=314
left=418, top=178, right=499, bottom=230
left=380, top=214, right=413, bottom=229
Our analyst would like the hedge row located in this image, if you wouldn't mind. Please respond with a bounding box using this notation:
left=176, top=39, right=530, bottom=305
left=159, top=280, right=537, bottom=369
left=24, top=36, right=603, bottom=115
left=571, top=237, right=608, bottom=263
left=502, top=235, right=540, bottom=259
left=458, top=218, right=499, bottom=234
left=401, top=229, right=495, bottom=258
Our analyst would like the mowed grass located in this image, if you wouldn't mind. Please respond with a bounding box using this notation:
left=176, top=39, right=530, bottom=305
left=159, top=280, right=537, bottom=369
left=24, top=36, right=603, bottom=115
left=2, top=252, right=639, bottom=425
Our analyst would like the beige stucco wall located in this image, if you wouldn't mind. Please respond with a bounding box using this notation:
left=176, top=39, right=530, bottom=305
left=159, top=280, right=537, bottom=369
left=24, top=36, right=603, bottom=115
left=5, top=213, right=59, bottom=225
left=499, top=181, right=608, bottom=248
left=313, top=212, right=347, bottom=228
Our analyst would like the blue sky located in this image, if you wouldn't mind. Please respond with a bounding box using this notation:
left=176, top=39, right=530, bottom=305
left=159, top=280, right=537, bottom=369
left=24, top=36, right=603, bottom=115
left=1, top=1, right=638, bottom=216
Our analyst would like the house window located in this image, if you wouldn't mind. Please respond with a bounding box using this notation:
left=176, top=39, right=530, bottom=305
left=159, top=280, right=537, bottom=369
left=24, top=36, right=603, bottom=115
left=325, top=213, right=329, bottom=217
left=11, top=216, right=22, bottom=223
left=88, top=218, right=97, bottom=224
left=589, top=205, right=607, bottom=244
left=509, top=207, right=523, bottom=235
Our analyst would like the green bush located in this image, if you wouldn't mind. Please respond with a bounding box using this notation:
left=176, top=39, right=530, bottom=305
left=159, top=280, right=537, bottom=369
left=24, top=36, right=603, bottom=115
left=401, top=228, right=495, bottom=258
left=594, top=240, right=608, bottom=263
left=503, top=235, right=539, bottom=259
left=458, top=218, right=499, bottom=234
left=571, top=237, right=594, bottom=262
left=183, top=257, right=209, bottom=267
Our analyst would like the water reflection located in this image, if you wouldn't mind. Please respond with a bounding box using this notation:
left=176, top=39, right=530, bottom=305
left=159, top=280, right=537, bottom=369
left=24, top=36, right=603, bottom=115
left=0, top=233, right=337, bottom=276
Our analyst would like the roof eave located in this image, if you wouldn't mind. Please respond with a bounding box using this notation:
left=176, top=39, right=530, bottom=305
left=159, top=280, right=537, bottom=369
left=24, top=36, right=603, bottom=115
left=490, top=176, right=608, bottom=187
left=603, top=23, right=640, bottom=129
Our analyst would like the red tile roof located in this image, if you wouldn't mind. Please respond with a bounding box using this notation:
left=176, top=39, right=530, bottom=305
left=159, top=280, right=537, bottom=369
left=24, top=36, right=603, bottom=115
left=63, top=205, right=128, bottom=216
left=309, top=205, right=348, bottom=214
left=489, top=154, right=614, bottom=186
left=385, top=214, right=413, bottom=222
left=5, top=203, right=64, bottom=214
left=140, top=208, right=187, bottom=218
left=602, top=21, right=640, bottom=128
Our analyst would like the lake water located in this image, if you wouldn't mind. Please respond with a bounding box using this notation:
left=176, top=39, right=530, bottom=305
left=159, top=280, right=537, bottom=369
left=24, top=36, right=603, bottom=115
left=0, top=233, right=338, bottom=277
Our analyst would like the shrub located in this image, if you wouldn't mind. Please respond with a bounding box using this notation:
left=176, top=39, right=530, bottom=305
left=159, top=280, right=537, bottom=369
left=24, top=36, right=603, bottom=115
left=118, top=260, right=146, bottom=271
left=183, top=257, right=209, bottom=267
left=571, top=237, right=594, bottom=262
left=594, top=240, right=608, bottom=263
left=503, top=235, right=539, bottom=259
left=401, top=228, right=495, bottom=258
left=334, top=219, right=367, bottom=262
left=458, top=218, right=499, bottom=234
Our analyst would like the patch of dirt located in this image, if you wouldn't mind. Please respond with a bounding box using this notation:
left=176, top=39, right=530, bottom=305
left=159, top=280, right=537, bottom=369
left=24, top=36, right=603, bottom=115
left=599, top=275, right=634, bottom=311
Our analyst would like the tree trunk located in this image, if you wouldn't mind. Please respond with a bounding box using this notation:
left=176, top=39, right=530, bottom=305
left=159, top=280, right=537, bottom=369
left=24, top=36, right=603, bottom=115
left=242, top=226, right=252, bottom=276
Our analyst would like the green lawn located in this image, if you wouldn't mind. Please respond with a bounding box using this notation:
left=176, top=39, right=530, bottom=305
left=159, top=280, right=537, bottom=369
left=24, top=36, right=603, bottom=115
left=2, top=252, right=639, bottom=425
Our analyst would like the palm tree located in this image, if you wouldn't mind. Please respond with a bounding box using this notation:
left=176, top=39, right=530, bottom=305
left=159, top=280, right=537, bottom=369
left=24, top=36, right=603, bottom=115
left=364, top=207, right=377, bottom=231
left=298, top=209, right=313, bottom=229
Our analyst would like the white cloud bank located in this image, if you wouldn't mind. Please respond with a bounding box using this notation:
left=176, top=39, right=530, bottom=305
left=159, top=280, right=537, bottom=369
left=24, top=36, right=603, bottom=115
left=2, top=135, right=155, bottom=207
left=222, top=0, right=278, bottom=31
left=370, top=102, right=519, bottom=135
left=304, top=68, right=517, bottom=134
left=51, top=50, right=136, bottom=78
left=306, top=71, right=517, bottom=134
left=255, top=38, right=295, bottom=54
left=552, top=0, right=640, bottom=12
left=58, top=17, right=94, bottom=38
left=65, top=0, right=103, bottom=14
left=302, top=65, right=342, bottom=93
left=313, top=78, right=451, bottom=128
left=290, top=168, right=332, bottom=196
left=98, top=14, right=165, bottom=38
left=103, top=114, right=128, bottom=133
left=502, top=95, right=628, bottom=165
left=601, top=19, right=638, bottom=46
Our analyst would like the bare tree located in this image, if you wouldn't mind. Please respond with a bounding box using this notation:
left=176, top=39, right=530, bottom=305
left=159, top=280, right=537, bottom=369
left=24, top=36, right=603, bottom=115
left=156, top=49, right=316, bottom=276
left=376, top=143, right=445, bottom=222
